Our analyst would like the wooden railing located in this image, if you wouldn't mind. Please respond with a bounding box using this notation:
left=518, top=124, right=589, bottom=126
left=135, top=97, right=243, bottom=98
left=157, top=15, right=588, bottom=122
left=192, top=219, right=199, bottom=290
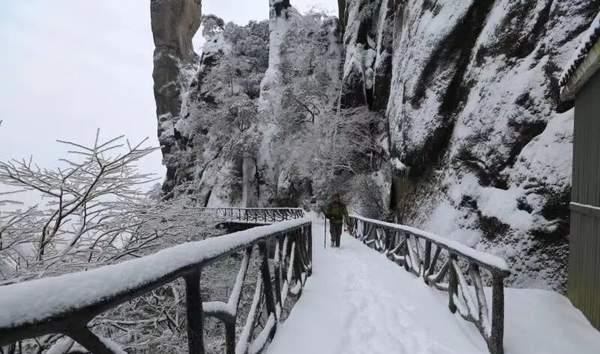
left=347, top=214, right=510, bottom=354
left=198, top=208, right=305, bottom=224
left=0, top=218, right=313, bottom=354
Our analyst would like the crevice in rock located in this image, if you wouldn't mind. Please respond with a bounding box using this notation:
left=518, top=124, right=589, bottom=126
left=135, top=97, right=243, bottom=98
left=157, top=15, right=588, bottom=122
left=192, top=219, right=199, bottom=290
left=478, top=214, right=510, bottom=240
left=555, top=0, right=600, bottom=47
left=460, top=195, right=511, bottom=240
left=401, top=0, right=495, bottom=180
left=273, top=0, right=291, bottom=17
left=404, top=120, right=456, bottom=179
left=455, top=146, right=509, bottom=189
left=412, top=0, right=495, bottom=109
left=504, top=119, right=548, bottom=170
left=514, top=0, right=553, bottom=59
left=531, top=188, right=571, bottom=241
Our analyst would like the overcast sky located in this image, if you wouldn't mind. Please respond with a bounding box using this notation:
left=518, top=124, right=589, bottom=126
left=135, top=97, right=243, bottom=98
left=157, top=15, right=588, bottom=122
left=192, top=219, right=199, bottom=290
left=0, top=0, right=337, bottom=187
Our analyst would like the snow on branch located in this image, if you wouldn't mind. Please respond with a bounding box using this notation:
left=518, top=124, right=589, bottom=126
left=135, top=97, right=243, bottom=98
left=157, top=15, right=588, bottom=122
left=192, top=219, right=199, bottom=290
left=0, top=131, right=159, bottom=282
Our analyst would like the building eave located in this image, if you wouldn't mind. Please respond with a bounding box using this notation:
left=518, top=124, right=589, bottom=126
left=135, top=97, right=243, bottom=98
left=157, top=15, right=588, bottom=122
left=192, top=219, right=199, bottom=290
left=560, top=40, right=600, bottom=102
left=559, top=11, right=600, bottom=102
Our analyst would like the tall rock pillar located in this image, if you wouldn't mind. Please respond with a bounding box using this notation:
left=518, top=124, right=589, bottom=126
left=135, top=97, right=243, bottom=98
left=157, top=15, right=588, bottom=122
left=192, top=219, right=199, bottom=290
left=150, top=0, right=202, bottom=195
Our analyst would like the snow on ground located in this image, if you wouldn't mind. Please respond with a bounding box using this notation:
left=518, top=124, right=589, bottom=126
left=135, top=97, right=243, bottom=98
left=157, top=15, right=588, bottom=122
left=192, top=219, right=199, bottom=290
left=267, top=220, right=600, bottom=354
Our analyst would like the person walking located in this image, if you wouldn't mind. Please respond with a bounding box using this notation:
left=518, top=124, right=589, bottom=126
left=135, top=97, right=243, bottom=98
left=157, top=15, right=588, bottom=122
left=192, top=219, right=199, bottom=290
left=322, top=193, right=349, bottom=248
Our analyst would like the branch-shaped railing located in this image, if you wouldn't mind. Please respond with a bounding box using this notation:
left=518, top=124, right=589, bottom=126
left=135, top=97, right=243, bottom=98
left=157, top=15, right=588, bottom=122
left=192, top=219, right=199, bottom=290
left=0, top=218, right=313, bottom=354
left=198, top=208, right=305, bottom=224
left=347, top=214, right=510, bottom=354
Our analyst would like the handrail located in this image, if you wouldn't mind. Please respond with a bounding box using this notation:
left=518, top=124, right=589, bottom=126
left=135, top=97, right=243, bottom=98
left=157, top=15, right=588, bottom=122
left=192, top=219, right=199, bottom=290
left=348, top=214, right=510, bottom=354
left=197, top=207, right=305, bottom=224
left=198, top=207, right=305, bottom=211
left=0, top=218, right=313, bottom=354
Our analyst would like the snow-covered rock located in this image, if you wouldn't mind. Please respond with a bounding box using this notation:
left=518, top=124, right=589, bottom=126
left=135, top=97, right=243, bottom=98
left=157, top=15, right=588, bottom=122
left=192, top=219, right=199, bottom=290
left=152, top=7, right=270, bottom=205
left=151, top=0, right=202, bottom=195
left=256, top=4, right=344, bottom=206
left=381, top=0, right=598, bottom=291
left=340, top=0, right=394, bottom=110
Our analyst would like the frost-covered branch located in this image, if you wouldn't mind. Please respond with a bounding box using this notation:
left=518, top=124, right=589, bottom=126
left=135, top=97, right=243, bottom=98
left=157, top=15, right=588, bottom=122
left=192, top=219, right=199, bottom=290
left=0, top=132, right=166, bottom=281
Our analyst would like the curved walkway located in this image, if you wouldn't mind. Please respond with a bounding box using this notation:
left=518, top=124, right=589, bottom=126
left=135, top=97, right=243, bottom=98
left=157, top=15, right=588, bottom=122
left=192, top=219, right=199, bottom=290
left=267, top=220, right=600, bottom=354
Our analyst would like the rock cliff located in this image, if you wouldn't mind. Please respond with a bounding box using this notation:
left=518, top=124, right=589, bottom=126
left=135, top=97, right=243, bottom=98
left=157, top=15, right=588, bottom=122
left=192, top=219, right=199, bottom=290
left=151, top=0, right=202, bottom=195
left=338, top=0, right=599, bottom=290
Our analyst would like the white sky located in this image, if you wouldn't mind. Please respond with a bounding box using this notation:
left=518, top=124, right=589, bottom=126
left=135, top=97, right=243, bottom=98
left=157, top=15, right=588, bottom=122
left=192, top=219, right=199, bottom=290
left=0, top=0, right=337, bottom=186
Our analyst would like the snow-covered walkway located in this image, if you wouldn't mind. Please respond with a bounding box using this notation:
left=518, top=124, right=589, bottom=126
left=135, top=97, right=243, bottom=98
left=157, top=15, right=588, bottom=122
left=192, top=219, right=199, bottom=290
left=267, top=220, right=600, bottom=354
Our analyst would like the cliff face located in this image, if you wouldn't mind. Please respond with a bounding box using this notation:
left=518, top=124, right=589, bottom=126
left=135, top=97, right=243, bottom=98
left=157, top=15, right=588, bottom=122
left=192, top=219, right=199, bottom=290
left=152, top=0, right=600, bottom=290
left=338, top=0, right=599, bottom=290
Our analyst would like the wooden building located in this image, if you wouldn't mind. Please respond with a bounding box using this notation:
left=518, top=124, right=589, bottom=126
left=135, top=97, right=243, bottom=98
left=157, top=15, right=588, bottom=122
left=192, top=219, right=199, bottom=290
left=560, top=13, right=600, bottom=329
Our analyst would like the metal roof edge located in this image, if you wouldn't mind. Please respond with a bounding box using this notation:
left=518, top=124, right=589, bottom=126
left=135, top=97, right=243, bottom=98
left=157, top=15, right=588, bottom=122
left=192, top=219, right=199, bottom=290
left=560, top=39, right=600, bottom=102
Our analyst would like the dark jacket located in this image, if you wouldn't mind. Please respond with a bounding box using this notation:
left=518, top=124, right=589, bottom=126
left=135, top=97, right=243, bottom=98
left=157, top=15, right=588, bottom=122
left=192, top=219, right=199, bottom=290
left=323, top=199, right=348, bottom=224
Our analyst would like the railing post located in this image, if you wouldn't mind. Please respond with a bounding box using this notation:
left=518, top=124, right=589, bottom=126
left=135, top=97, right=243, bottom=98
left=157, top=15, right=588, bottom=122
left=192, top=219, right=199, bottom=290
left=489, top=273, right=505, bottom=354
left=67, top=327, right=119, bottom=354
left=448, top=254, right=458, bottom=314
left=403, top=233, right=411, bottom=272
left=225, top=322, right=236, bottom=354
left=185, top=269, right=205, bottom=354
left=273, top=238, right=283, bottom=310
left=424, top=240, right=432, bottom=277
left=384, top=227, right=392, bottom=251
left=307, top=224, right=313, bottom=272
left=259, top=242, right=277, bottom=323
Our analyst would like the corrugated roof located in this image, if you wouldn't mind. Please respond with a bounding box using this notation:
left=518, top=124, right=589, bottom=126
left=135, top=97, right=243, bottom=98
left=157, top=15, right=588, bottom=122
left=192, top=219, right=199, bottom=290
left=559, top=12, right=600, bottom=101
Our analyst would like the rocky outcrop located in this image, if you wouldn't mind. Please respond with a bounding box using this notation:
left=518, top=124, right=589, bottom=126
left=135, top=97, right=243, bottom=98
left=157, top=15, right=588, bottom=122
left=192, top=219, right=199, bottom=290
left=340, top=0, right=394, bottom=111
left=256, top=2, right=343, bottom=206
left=151, top=0, right=202, bottom=195
left=152, top=1, right=271, bottom=205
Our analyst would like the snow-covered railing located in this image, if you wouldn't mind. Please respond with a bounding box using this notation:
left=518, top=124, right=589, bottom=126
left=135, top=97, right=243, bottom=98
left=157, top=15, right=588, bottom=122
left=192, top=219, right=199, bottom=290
left=198, top=207, right=305, bottom=224
left=347, top=214, right=510, bottom=354
left=0, top=218, right=313, bottom=354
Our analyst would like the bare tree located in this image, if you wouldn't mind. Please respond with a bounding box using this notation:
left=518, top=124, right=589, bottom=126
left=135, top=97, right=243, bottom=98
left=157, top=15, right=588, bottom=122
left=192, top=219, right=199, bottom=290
left=0, top=131, right=159, bottom=281
left=0, top=131, right=234, bottom=353
left=313, top=107, right=386, bottom=176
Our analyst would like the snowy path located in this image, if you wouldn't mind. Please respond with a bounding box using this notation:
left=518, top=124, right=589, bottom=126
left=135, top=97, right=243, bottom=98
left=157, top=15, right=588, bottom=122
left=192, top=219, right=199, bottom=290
left=268, top=220, right=485, bottom=354
left=267, top=220, right=600, bottom=354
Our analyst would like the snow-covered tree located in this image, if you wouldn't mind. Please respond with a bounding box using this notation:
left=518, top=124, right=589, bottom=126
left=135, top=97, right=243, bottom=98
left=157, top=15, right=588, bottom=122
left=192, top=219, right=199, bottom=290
left=0, top=132, right=227, bottom=284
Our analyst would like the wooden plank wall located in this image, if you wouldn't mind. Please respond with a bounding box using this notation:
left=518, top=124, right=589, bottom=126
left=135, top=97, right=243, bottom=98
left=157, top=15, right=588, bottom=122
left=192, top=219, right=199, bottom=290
left=569, top=70, right=600, bottom=329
